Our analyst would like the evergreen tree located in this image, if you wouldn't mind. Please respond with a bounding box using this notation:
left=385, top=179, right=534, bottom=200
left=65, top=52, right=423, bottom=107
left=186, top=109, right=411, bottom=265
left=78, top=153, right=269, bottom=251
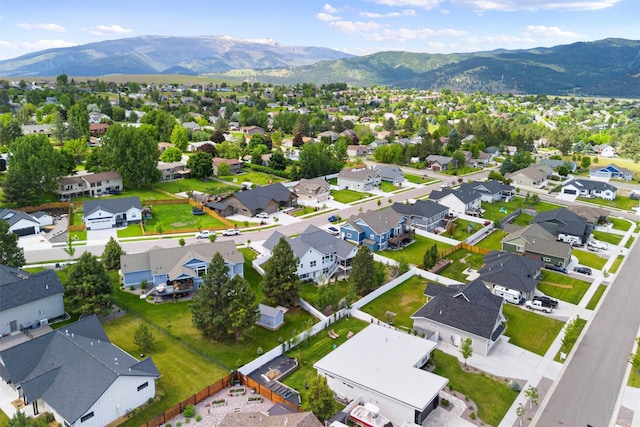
left=65, top=252, right=113, bottom=315
left=190, top=253, right=231, bottom=340
left=350, top=245, right=376, bottom=296
left=226, top=275, right=259, bottom=342
left=261, top=237, right=301, bottom=307
left=133, top=322, right=155, bottom=352
left=102, top=237, right=125, bottom=271
left=0, top=220, right=25, bottom=268
left=303, top=374, right=336, bottom=422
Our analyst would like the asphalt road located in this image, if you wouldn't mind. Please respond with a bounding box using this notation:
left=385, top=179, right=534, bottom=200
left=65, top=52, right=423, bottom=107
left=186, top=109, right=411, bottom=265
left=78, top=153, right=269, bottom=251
left=534, top=229, right=640, bottom=427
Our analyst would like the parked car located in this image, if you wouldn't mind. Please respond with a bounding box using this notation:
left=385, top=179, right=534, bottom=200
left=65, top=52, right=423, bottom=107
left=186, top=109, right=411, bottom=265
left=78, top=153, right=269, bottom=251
left=533, top=295, right=559, bottom=308
left=574, top=266, right=593, bottom=275
left=543, top=264, right=567, bottom=274
left=222, top=228, right=240, bottom=236
left=525, top=299, right=552, bottom=313
left=195, top=230, right=212, bottom=239
left=327, top=226, right=340, bottom=236
left=588, top=240, right=608, bottom=250
left=328, top=215, right=342, bottom=223
left=256, top=212, right=269, bottom=219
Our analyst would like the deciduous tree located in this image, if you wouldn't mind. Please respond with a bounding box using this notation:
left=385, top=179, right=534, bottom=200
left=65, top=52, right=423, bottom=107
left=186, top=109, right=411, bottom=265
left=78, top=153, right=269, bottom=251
left=0, top=220, right=25, bottom=267
left=101, top=124, right=161, bottom=185
left=170, top=124, right=189, bottom=151
left=65, top=252, right=113, bottom=315
left=187, top=151, right=213, bottom=178
left=461, top=337, right=473, bottom=367
left=159, top=146, right=183, bottom=162
left=133, top=322, right=155, bottom=353
left=303, top=374, right=336, bottom=422
left=261, top=237, right=301, bottom=307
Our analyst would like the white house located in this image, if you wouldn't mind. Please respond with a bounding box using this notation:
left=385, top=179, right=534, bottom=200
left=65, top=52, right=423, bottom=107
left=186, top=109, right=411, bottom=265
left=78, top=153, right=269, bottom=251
left=562, top=179, right=617, bottom=200
left=58, top=171, right=123, bottom=199
left=0, top=209, right=42, bottom=236
left=314, top=324, right=448, bottom=426
left=83, top=196, right=142, bottom=230
left=0, top=265, right=65, bottom=335
left=337, top=168, right=381, bottom=192
left=0, top=316, right=160, bottom=427
left=428, top=187, right=482, bottom=216
left=291, top=178, right=331, bottom=206
left=598, top=144, right=616, bottom=158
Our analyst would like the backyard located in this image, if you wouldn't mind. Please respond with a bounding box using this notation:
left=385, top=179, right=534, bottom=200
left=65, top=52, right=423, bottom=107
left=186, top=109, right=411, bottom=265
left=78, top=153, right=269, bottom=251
left=481, top=198, right=561, bottom=223
left=502, top=304, right=565, bottom=356
left=475, top=229, right=508, bottom=250
left=331, top=188, right=373, bottom=203
left=142, top=203, right=228, bottom=233
left=218, top=169, right=284, bottom=186
left=537, top=271, right=591, bottom=305
left=299, top=281, right=351, bottom=312
left=154, top=178, right=238, bottom=195
left=380, top=234, right=453, bottom=266
left=438, top=249, right=486, bottom=282
left=360, top=275, right=429, bottom=329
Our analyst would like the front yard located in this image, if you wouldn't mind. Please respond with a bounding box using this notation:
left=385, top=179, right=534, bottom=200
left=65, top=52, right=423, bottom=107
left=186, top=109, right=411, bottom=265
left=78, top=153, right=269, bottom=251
left=610, top=217, right=632, bottom=232
left=502, top=304, right=565, bottom=356
left=537, top=270, right=591, bottom=305
left=573, top=249, right=608, bottom=270
left=218, top=169, right=284, bottom=186
left=331, top=188, right=373, bottom=203
left=577, top=196, right=638, bottom=211
left=591, top=230, right=623, bottom=245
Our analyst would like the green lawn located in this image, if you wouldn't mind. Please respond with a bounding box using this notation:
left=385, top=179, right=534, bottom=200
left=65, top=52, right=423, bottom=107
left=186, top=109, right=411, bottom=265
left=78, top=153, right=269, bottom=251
left=586, top=284, right=607, bottom=310
left=554, top=317, right=587, bottom=363
left=104, top=315, right=230, bottom=427
left=70, top=185, right=178, bottom=203
left=446, top=219, right=481, bottom=241
left=431, top=350, right=518, bottom=427
left=481, top=198, right=560, bottom=222
left=438, top=249, right=485, bottom=282
left=537, top=271, right=591, bottom=305
left=143, top=203, right=228, bottom=232
left=380, top=181, right=398, bottom=192
left=380, top=235, right=453, bottom=266
left=291, top=206, right=316, bottom=217
left=475, top=230, right=507, bottom=250
left=154, top=178, right=238, bottom=195
left=512, top=213, right=534, bottom=226
left=218, top=170, right=284, bottom=186
left=331, top=188, right=373, bottom=203
left=573, top=249, right=608, bottom=269
left=0, top=410, right=8, bottom=427
left=610, top=217, right=632, bottom=231
left=626, top=236, right=636, bottom=249
left=117, top=223, right=144, bottom=238
left=282, top=317, right=368, bottom=393
left=502, top=304, right=565, bottom=356
left=360, top=275, right=428, bottom=329
left=591, top=230, right=623, bottom=245
left=578, top=196, right=638, bottom=211
left=610, top=255, right=624, bottom=274
left=629, top=370, right=640, bottom=388
left=405, top=173, right=432, bottom=184
left=442, top=166, right=478, bottom=176
left=300, top=280, right=351, bottom=311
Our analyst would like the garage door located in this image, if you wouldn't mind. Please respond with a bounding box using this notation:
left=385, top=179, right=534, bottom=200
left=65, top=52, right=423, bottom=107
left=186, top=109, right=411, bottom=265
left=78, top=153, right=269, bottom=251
left=87, top=218, right=112, bottom=230
left=13, top=227, right=35, bottom=236
left=563, top=189, right=577, bottom=195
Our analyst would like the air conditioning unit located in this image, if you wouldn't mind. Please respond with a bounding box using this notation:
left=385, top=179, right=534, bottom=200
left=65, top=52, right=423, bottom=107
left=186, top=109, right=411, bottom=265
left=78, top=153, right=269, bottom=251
left=39, top=319, right=48, bottom=326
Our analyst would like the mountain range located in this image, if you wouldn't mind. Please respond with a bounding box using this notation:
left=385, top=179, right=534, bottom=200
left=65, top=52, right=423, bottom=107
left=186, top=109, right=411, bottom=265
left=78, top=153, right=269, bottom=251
left=1, top=36, right=639, bottom=97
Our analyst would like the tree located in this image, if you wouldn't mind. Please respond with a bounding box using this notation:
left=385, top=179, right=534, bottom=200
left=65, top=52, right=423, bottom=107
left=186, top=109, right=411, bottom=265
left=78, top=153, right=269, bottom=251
left=261, top=237, right=301, bottom=307
left=101, top=124, right=161, bottom=185
left=65, top=252, right=113, bottom=315
left=141, top=109, right=177, bottom=142
left=516, top=403, right=526, bottom=426
left=170, top=124, right=189, bottom=151
left=133, top=322, right=155, bottom=353
left=67, top=102, right=89, bottom=140
left=210, top=130, right=226, bottom=144
left=629, top=337, right=640, bottom=374
left=268, top=151, right=287, bottom=170
left=317, top=282, right=340, bottom=312
left=216, top=160, right=230, bottom=176
left=461, top=337, right=473, bottom=367
left=159, top=146, right=183, bottom=162
left=303, top=374, right=336, bottom=422
left=63, top=234, right=75, bottom=257
left=350, top=245, right=376, bottom=296
left=422, top=243, right=438, bottom=270
left=63, top=138, right=88, bottom=163
left=178, top=237, right=186, bottom=247
left=557, top=164, right=569, bottom=176
left=0, top=220, right=25, bottom=268
left=524, top=385, right=539, bottom=412
left=187, top=151, right=213, bottom=178
left=226, top=275, right=259, bottom=341
left=581, top=156, right=591, bottom=169
left=102, top=237, right=125, bottom=271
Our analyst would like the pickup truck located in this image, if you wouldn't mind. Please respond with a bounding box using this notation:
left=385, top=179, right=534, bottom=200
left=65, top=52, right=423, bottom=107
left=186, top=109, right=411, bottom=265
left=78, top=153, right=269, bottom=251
left=195, top=230, right=212, bottom=239
left=328, top=215, right=342, bottom=223
left=533, top=295, right=559, bottom=309
left=525, top=300, right=553, bottom=313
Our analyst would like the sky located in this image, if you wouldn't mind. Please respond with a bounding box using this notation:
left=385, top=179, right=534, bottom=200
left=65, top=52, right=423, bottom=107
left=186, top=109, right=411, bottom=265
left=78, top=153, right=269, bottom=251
left=0, top=0, right=638, bottom=60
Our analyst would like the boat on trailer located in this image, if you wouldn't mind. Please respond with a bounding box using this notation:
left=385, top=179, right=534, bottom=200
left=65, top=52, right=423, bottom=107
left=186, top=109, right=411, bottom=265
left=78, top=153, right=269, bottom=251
left=349, top=403, right=393, bottom=427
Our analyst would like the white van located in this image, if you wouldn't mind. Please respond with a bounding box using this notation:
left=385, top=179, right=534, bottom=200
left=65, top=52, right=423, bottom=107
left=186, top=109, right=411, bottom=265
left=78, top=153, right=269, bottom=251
left=493, top=285, right=523, bottom=305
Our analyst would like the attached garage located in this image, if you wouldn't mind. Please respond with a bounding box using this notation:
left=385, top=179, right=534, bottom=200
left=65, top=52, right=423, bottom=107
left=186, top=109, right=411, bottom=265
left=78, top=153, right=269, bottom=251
left=86, top=217, right=114, bottom=230
left=13, top=226, right=36, bottom=236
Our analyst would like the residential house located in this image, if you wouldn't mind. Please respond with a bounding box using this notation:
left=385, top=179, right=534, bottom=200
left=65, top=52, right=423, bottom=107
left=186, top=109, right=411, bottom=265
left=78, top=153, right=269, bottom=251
left=32, top=211, right=54, bottom=227
left=157, top=161, right=191, bottom=181
left=0, top=315, right=160, bottom=427
left=58, top=171, right=123, bottom=198
left=505, top=165, right=553, bottom=189
left=391, top=200, right=449, bottom=231
left=341, top=208, right=412, bottom=251
left=213, top=157, right=243, bottom=175
left=461, top=151, right=478, bottom=168
left=187, top=141, right=215, bottom=152
left=589, top=163, right=633, bottom=181
left=428, top=187, right=482, bottom=216
left=459, top=180, right=515, bottom=203
left=562, top=179, right=617, bottom=200
left=346, top=145, right=369, bottom=157
left=83, top=196, right=142, bottom=230
left=0, top=209, right=42, bottom=236
left=120, top=241, right=243, bottom=293
left=411, top=279, right=506, bottom=356
left=505, top=146, right=518, bottom=156
left=375, top=165, right=404, bottom=185
left=317, top=130, right=338, bottom=142
left=241, top=126, right=266, bottom=137
left=256, top=304, right=285, bottom=330
left=21, top=124, right=53, bottom=137
left=502, top=224, right=572, bottom=268
left=476, top=151, right=494, bottom=166
left=596, top=144, right=616, bottom=158
left=291, top=178, right=330, bottom=206
left=261, top=225, right=357, bottom=282
left=157, top=142, right=175, bottom=153
left=337, top=168, right=381, bottom=192
left=89, top=123, right=108, bottom=137
left=485, top=146, right=501, bottom=156
left=0, top=265, right=65, bottom=335
left=211, top=183, right=297, bottom=217
left=539, top=158, right=577, bottom=173
left=565, top=205, right=609, bottom=226
left=531, top=207, right=591, bottom=245
left=477, top=251, right=543, bottom=300
left=182, top=122, right=201, bottom=132
left=314, top=324, right=448, bottom=426
left=425, top=155, right=457, bottom=172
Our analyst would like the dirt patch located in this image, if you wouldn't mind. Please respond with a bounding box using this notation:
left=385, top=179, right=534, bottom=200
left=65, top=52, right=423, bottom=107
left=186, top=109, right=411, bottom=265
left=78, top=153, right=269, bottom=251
left=171, top=221, right=187, bottom=227
left=540, top=282, right=573, bottom=289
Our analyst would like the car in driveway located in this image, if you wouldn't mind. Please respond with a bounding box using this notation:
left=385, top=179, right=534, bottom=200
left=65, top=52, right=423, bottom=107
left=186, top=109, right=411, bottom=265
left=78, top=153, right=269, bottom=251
left=256, top=212, right=269, bottom=219
left=574, top=266, right=593, bottom=275
left=326, top=226, right=340, bottom=236
left=222, top=228, right=240, bottom=236
left=533, top=295, right=559, bottom=308
left=588, top=240, right=608, bottom=250
left=543, top=264, right=567, bottom=274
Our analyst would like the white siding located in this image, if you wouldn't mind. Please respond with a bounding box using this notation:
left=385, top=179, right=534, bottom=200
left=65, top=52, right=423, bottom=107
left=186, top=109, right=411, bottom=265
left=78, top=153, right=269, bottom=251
left=0, top=294, right=64, bottom=335
left=412, top=317, right=492, bottom=356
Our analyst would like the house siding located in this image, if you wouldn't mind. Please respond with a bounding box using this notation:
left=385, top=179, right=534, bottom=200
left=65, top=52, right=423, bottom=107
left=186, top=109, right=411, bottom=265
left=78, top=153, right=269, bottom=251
left=0, top=294, right=64, bottom=335
left=412, top=317, right=493, bottom=356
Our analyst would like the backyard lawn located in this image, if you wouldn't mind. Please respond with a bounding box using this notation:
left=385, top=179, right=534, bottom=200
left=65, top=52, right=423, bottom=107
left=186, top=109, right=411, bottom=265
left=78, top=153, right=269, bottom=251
left=431, top=350, right=518, bottom=427
left=142, top=203, right=228, bottom=232
left=331, top=188, right=373, bottom=203
left=360, top=275, right=428, bottom=329
left=591, top=230, right=623, bottom=245
left=438, top=249, right=485, bottom=282
left=502, top=304, right=565, bottom=356
left=404, top=173, right=432, bottom=184
left=218, top=169, right=284, bottom=186
left=380, top=234, right=453, bottom=266
left=475, top=229, right=507, bottom=250
left=481, top=198, right=560, bottom=223
left=154, top=178, right=238, bottom=195
left=537, top=271, right=591, bottom=305
left=300, top=280, right=351, bottom=311
left=512, top=213, right=534, bottom=226
left=573, top=249, right=608, bottom=269
left=446, top=219, right=483, bottom=241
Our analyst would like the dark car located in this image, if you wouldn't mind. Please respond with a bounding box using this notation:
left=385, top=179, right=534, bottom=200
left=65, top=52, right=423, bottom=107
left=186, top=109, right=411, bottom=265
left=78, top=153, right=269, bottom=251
left=328, top=215, right=342, bottom=223
left=543, top=264, right=567, bottom=274
left=574, top=266, right=593, bottom=275
left=533, top=295, right=559, bottom=308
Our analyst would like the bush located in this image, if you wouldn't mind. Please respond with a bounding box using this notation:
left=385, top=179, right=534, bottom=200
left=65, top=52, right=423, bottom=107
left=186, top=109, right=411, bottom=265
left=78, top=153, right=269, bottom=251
left=257, top=346, right=263, bottom=355
left=43, top=413, right=55, bottom=423
left=509, top=380, right=521, bottom=391
left=182, top=404, right=195, bottom=418
left=469, top=412, right=476, bottom=420
left=129, top=285, right=135, bottom=291
left=140, top=280, right=148, bottom=290
left=195, top=415, right=202, bottom=422
left=441, top=398, right=450, bottom=407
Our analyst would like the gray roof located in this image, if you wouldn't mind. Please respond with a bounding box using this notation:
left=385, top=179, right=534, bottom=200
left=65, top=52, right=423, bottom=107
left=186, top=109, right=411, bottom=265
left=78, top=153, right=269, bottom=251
left=0, top=315, right=160, bottom=425
left=0, top=209, right=39, bottom=227
left=391, top=199, right=448, bottom=219
left=460, top=180, right=514, bottom=196
left=83, top=196, right=141, bottom=217
left=429, top=186, right=481, bottom=205
left=503, top=224, right=572, bottom=259
left=478, top=251, right=542, bottom=293
left=563, top=179, right=617, bottom=193
left=258, top=304, right=284, bottom=320
left=505, top=165, right=553, bottom=181
left=532, top=207, right=589, bottom=238
left=412, top=280, right=503, bottom=339
left=0, top=269, right=64, bottom=311
left=338, top=168, right=380, bottom=181
left=120, top=241, right=243, bottom=276
left=263, top=225, right=357, bottom=261
left=344, top=208, right=406, bottom=235
left=426, top=154, right=454, bottom=165
left=374, top=165, right=404, bottom=180
left=228, top=183, right=295, bottom=211
left=539, top=159, right=577, bottom=171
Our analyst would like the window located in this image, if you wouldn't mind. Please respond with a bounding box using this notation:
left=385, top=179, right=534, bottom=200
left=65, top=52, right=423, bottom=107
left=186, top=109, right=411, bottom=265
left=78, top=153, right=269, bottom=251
left=310, top=261, right=317, bottom=267
left=543, top=257, right=551, bottom=262
left=80, top=412, right=94, bottom=423
left=137, top=381, right=149, bottom=391
left=370, top=234, right=375, bottom=239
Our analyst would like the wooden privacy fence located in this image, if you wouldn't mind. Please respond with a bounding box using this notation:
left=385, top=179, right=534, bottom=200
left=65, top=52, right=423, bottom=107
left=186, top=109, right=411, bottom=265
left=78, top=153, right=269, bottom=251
left=16, top=202, right=71, bottom=213
left=188, top=198, right=234, bottom=227
left=139, top=374, right=234, bottom=427
left=237, top=373, right=300, bottom=412
left=438, top=242, right=492, bottom=260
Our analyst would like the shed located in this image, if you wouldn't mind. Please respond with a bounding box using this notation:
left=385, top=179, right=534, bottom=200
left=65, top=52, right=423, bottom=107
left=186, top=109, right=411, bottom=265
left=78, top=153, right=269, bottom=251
left=256, top=304, right=285, bottom=330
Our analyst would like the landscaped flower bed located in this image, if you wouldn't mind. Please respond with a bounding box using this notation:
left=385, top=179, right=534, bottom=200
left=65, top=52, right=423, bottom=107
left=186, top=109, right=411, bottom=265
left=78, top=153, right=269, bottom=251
left=228, top=387, right=246, bottom=397
left=211, top=399, right=226, bottom=407
left=248, top=396, right=263, bottom=403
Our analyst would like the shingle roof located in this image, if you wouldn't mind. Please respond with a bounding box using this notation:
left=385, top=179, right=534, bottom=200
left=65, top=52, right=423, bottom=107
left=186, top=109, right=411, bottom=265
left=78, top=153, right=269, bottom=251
left=460, top=180, right=514, bottom=195
left=426, top=155, right=454, bottom=164
left=375, top=165, right=404, bottom=179
left=412, top=280, right=503, bottom=339
left=531, top=207, right=589, bottom=237
left=563, top=179, right=617, bottom=192
left=0, top=269, right=64, bottom=311
left=263, top=225, right=356, bottom=260
left=228, top=183, right=294, bottom=211
left=429, top=186, right=481, bottom=204
left=391, top=199, right=448, bottom=219
left=0, top=315, right=160, bottom=424
left=338, top=168, right=380, bottom=181
left=477, top=251, right=542, bottom=293
left=345, top=208, right=406, bottom=235
left=505, top=165, right=552, bottom=181
left=503, top=224, right=572, bottom=259
left=83, top=196, right=141, bottom=217
left=0, top=209, right=39, bottom=227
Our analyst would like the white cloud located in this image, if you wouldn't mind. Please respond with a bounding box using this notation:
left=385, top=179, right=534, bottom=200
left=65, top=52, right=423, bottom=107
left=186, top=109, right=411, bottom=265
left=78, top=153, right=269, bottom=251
left=317, top=12, right=341, bottom=21
left=88, top=24, right=133, bottom=36
left=366, top=0, right=444, bottom=10
left=323, top=3, right=339, bottom=13
left=360, top=9, right=417, bottom=18
left=18, top=23, right=66, bottom=32
left=367, top=27, right=469, bottom=42
left=329, top=20, right=383, bottom=34
left=454, top=0, right=622, bottom=12
left=22, top=39, right=78, bottom=51
left=523, top=25, right=584, bottom=39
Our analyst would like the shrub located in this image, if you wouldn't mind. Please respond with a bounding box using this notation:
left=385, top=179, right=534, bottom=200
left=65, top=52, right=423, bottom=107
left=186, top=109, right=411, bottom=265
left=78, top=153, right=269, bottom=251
left=195, top=415, right=202, bottom=422
left=441, top=398, right=450, bottom=407
left=129, top=285, right=134, bottom=291
left=509, top=380, right=521, bottom=392
left=43, top=413, right=55, bottom=423
left=257, top=346, right=263, bottom=355
left=176, top=423, right=182, bottom=427
left=165, top=424, right=172, bottom=427
left=147, top=397, right=154, bottom=404
left=182, top=404, right=195, bottom=418
left=469, top=412, right=476, bottom=420
left=140, top=280, right=148, bottom=290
